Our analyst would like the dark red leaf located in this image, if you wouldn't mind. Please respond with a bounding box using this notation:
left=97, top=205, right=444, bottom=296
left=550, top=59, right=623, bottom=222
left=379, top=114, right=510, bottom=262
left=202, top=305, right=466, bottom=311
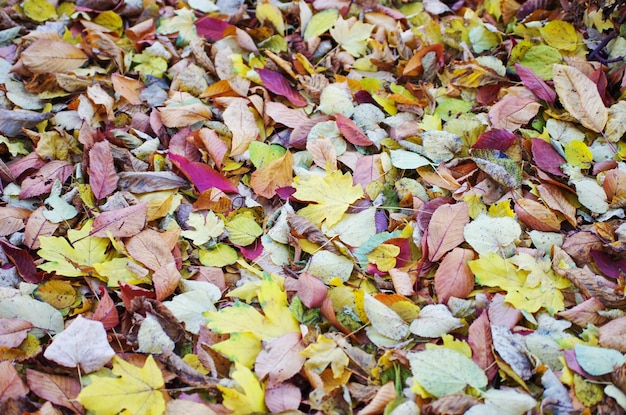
left=195, top=16, right=236, bottom=41
left=238, top=239, right=263, bottom=260
left=531, top=138, right=567, bottom=177
left=257, top=69, right=307, bottom=107
left=335, top=113, right=373, bottom=146
left=92, top=285, right=119, bottom=330
left=515, top=64, right=557, bottom=104
left=0, top=239, right=44, bottom=283
left=169, top=153, right=238, bottom=194
left=472, top=129, right=516, bottom=151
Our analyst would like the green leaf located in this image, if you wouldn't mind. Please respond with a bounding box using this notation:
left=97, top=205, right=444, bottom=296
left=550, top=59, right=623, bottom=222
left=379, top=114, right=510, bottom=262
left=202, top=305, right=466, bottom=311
left=408, top=349, right=488, bottom=397
left=225, top=215, right=263, bottom=246
left=303, top=9, right=338, bottom=41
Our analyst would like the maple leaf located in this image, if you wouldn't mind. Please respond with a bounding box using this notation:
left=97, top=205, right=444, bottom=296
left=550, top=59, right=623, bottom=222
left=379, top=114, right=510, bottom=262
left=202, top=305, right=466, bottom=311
left=292, top=169, right=363, bottom=228
left=217, top=362, right=267, bottom=415
left=330, top=16, right=374, bottom=57
left=156, top=9, right=198, bottom=45
left=181, top=211, right=224, bottom=246
left=38, top=220, right=110, bottom=278
left=77, top=355, right=167, bottom=415
left=204, top=274, right=300, bottom=366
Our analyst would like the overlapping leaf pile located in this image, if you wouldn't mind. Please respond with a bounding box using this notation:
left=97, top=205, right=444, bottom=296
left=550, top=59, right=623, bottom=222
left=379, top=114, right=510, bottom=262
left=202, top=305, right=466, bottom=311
left=1, top=0, right=626, bottom=413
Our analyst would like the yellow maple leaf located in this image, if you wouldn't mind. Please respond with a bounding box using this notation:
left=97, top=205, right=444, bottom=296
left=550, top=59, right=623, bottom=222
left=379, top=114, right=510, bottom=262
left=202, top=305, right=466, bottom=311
left=301, top=334, right=350, bottom=378
left=217, top=362, right=267, bottom=415
left=293, top=169, right=363, bottom=228
left=77, top=355, right=166, bottom=415
left=38, top=220, right=110, bottom=278
left=204, top=275, right=299, bottom=366
left=330, top=16, right=374, bottom=57
left=366, top=244, right=400, bottom=272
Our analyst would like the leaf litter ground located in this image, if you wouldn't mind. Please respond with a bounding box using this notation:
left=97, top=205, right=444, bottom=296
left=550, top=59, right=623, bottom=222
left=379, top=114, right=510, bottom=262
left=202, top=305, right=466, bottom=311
left=1, top=0, right=626, bottom=414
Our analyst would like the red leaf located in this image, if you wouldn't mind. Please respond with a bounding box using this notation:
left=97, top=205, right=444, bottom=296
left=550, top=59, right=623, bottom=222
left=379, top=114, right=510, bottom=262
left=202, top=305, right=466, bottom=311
left=0, top=361, right=29, bottom=403
left=471, top=129, right=516, bottom=151
left=515, top=64, right=557, bottom=104
left=531, top=138, right=567, bottom=177
left=119, top=282, right=156, bottom=310
left=92, top=286, right=119, bottom=330
left=90, top=202, right=148, bottom=238
left=0, top=239, right=44, bottom=283
left=590, top=249, right=626, bottom=279
left=195, top=16, right=236, bottom=41
left=169, top=153, right=238, bottom=194
left=26, top=369, right=83, bottom=413
left=258, top=69, right=307, bottom=107
left=296, top=272, right=328, bottom=308
left=335, top=113, right=374, bottom=146
left=89, top=140, right=118, bottom=200
left=19, top=160, right=73, bottom=199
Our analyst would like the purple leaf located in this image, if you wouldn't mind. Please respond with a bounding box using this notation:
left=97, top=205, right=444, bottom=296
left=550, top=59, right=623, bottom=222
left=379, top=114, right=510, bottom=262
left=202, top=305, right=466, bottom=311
left=472, top=129, right=517, bottom=151
left=258, top=69, right=307, bottom=107
left=515, top=64, right=557, bottom=104
left=0, top=240, right=44, bottom=283
left=590, top=249, right=626, bottom=279
left=195, top=17, right=235, bottom=41
left=531, top=138, right=566, bottom=177
left=169, top=153, right=238, bottom=194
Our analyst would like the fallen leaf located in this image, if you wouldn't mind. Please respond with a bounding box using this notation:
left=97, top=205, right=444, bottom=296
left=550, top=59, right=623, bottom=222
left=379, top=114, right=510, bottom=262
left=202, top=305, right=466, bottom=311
left=435, top=248, right=476, bottom=303
left=90, top=202, right=148, bottom=238
left=43, top=315, right=115, bottom=373
left=427, top=202, right=469, bottom=262
left=21, top=39, right=88, bottom=74
left=255, top=332, right=305, bottom=385
left=0, top=361, right=29, bottom=403
left=89, top=140, right=118, bottom=200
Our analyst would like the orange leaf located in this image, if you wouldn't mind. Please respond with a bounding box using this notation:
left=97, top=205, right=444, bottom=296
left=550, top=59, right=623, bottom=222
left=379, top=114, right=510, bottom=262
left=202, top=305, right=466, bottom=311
left=112, top=73, right=144, bottom=105
left=434, top=248, right=476, bottom=303
left=21, top=39, right=88, bottom=74
left=537, top=184, right=577, bottom=226
left=250, top=150, right=294, bottom=199
left=427, top=202, right=469, bottom=262
left=514, top=198, right=561, bottom=232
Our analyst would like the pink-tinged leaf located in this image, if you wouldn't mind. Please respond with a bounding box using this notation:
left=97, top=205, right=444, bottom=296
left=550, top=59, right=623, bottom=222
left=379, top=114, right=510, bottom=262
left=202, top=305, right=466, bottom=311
left=8, top=152, right=46, bottom=179
left=471, top=129, right=516, bottom=151
left=26, top=369, right=83, bottom=414
left=195, top=16, right=235, bottom=41
left=0, top=318, right=33, bottom=348
left=0, top=239, right=44, bottom=283
left=488, top=88, right=541, bottom=131
left=265, top=102, right=309, bottom=128
left=119, top=282, right=156, bottom=310
left=255, top=332, right=305, bottom=386
left=434, top=248, right=476, bottom=303
left=599, top=316, right=626, bottom=352
left=258, top=69, right=307, bottom=107
left=0, top=207, right=30, bottom=236
left=169, top=153, right=238, bottom=194
left=487, top=293, right=521, bottom=329
left=353, top=155, right=384, bottom=190
left=90, top=202, right=147, bottom=238
left=468, top=312, right=497, bottom=381
left=92, top=286, right=119, bottom=330
left=265, top=383, right=301, bottom=413
left=23, top=206, right=59, bottom=250
left=515, top=63, right=557, bottom=104
left=238, top=239, right=263, bottom=260
left=416, top=197, right=455, bottom=231
left=426, top=202, right=469, bottom=262
left=0, top=361, right=29, bottom=403
left=335, top=113, right=374, bottom=146
left=19, top=160, right=73, bottom=199
left=126, top=229, right=176, bottom=272
left=590, top=249, right=626, bottom=279
left=197, top=128, right=228, bottom=170
left=295, top=272, right=328, bottom=308
left=43, top=315, right=115, bottom=373
left=89, top=140, right=118, bottom=200
left=557, top=297, right=608, bottom=328
left=531, top=138, right=567, bottom=177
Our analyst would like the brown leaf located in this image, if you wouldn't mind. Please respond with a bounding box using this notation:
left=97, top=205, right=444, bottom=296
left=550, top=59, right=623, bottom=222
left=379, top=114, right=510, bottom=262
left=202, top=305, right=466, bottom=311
left=92, top=286, right=120, bottom=331
left=111, top=73, right=144, bottom=105
left=250, top=150, right=294, bottom=198
left=426, top=202, right=469, bottom=262
left=468, top=312, right=498, bottom=382
left=434, top=248, right=476, bottom=303
left=0, top=207, right=31, bottom=236
left=23, top=206, right=59, bottom=250
left=126, top=229, right=177, bottom=272
left=0, top=361, right=29, bottom=403
left=552, top=64, right=608, bottom=132
left=489, top=87, right=541, bottom=131
left=21, top=40, right=88, bottom=74
left=152, top=261, right=181, bottom=301
left=89, top=140, right=118, bottom=201
left=117, top=172, right=188, bottom=193
left=599, top=317, right=626, bottom=352
left=90, top=202, right=147, bottom=238
left=556, top=297, right=608, bottom=328
left=388, top=268, right=416, bottom=296
left=514, top=198, right=561, bottom=232
left=357, top=382, right=397, bottom=415
left=307, top=137, right=337, bottom=170
left=0, top=318, right=33, bottom=348
left=603, top=168, right=626, bottom=208
left=26, top=369, right=83, bottom=414
left=158, top=101, right=212, bottom=128
left=422, top=394, right=481, bottom=415
left=221, top=97, right=259, bottom=156
left=537, top=184, right=577, bottom=226
left=294, top=272, right=328, bottom=308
